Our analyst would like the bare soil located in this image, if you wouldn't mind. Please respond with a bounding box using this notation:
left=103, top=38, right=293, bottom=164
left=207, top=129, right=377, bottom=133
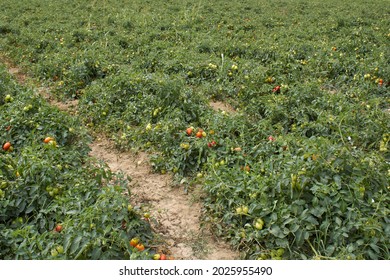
left=209, top=100, right=236, bottom=114
left=89, top=136, right=238, bottom=260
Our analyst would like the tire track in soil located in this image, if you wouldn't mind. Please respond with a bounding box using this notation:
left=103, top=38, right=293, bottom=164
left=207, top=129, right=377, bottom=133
left=1, top=57, right=239, bottom=260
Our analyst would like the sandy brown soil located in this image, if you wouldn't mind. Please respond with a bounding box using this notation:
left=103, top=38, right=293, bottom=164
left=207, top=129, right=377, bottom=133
left=89, top=136, right=238, bottom=260
left=209, top=100, right=236, bottom=114
left=1, top=55, right=239, bottom=260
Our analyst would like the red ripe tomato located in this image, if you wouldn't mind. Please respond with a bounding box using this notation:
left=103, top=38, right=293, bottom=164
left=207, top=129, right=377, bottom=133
left=55, top=224, right=63, bottom=232
left=160, top=254, right=167, bottom=260
left=272, top=86, right=281, bottom=92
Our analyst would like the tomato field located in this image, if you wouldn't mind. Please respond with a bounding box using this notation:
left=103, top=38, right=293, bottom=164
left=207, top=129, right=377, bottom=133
left=1, top=0, right=389, bottom=260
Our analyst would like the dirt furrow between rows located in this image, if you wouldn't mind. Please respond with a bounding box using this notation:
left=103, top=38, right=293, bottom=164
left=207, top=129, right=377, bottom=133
left=89, top=136, right=238, bottom=260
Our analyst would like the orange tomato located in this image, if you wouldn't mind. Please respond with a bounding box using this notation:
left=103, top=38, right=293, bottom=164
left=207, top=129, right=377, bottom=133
left=44, top=137, right=54, bottom=143
left=135, top=243, right=145, bottom=251
left=186, top=127, right=193, bottom=136
left=160, top=254, right=167, bottom=260
left=196, top=131, right=203, bottom=138
left=2, top=142, right=11, bottom=151
left=130, top=238, right=139, bottom=247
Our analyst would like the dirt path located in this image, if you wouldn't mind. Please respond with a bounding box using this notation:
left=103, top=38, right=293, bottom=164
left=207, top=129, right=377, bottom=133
left=1, top=56, right=239, bottom=260
left=90, top=136, right=238, bottom=259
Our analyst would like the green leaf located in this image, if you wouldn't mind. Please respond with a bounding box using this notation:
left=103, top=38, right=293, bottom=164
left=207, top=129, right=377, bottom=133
left=25, top=204, right=35, bottom=214
left=91, top=247, right=102, bottom=259
left=333, top=175, right=341, bottom=187
left=325, top=245, right=335, bottom=256
left=70, top=235, right=82, bottom=255
left=63, top=234, right=72, bottom=253
left=269, top=225, right=286, bottom=238
left=335, top=217, right=342, bottom=227
left=309, top=207, right=326, bottom=218
left=305, top=215, right=319, bottom=225
left=275, top=238, right=289, bottom=248
left=289, top=223, right=299, bottom=233
left=74, top=239, right=90, bottom=259
left=369, top=243, right=380, bottom=254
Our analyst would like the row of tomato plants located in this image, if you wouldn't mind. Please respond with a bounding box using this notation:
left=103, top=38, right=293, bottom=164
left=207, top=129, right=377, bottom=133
left=0, top=65, right=158, bottom=259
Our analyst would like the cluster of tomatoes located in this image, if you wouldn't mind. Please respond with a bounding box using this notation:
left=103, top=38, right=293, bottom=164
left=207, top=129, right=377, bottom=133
left=185, top=127, right=217, bottom=148
left=130, top=237, right=174, bottom=260
left=2, top=136, right=57, bottom=153
left=152, top=253, right=174, bottom=260
left=186, top=126, right=207, bottom=138
left=130, top=237, right=145, bottom=252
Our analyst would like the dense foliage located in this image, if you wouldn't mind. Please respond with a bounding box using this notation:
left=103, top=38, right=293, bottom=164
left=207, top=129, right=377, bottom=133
left=0, top=66, right=152, bottom=259
left=1, top=0, right=389, bottom=259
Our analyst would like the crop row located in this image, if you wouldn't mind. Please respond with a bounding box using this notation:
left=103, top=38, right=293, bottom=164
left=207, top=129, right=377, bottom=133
left=0, top=65, right=154, bottom=259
